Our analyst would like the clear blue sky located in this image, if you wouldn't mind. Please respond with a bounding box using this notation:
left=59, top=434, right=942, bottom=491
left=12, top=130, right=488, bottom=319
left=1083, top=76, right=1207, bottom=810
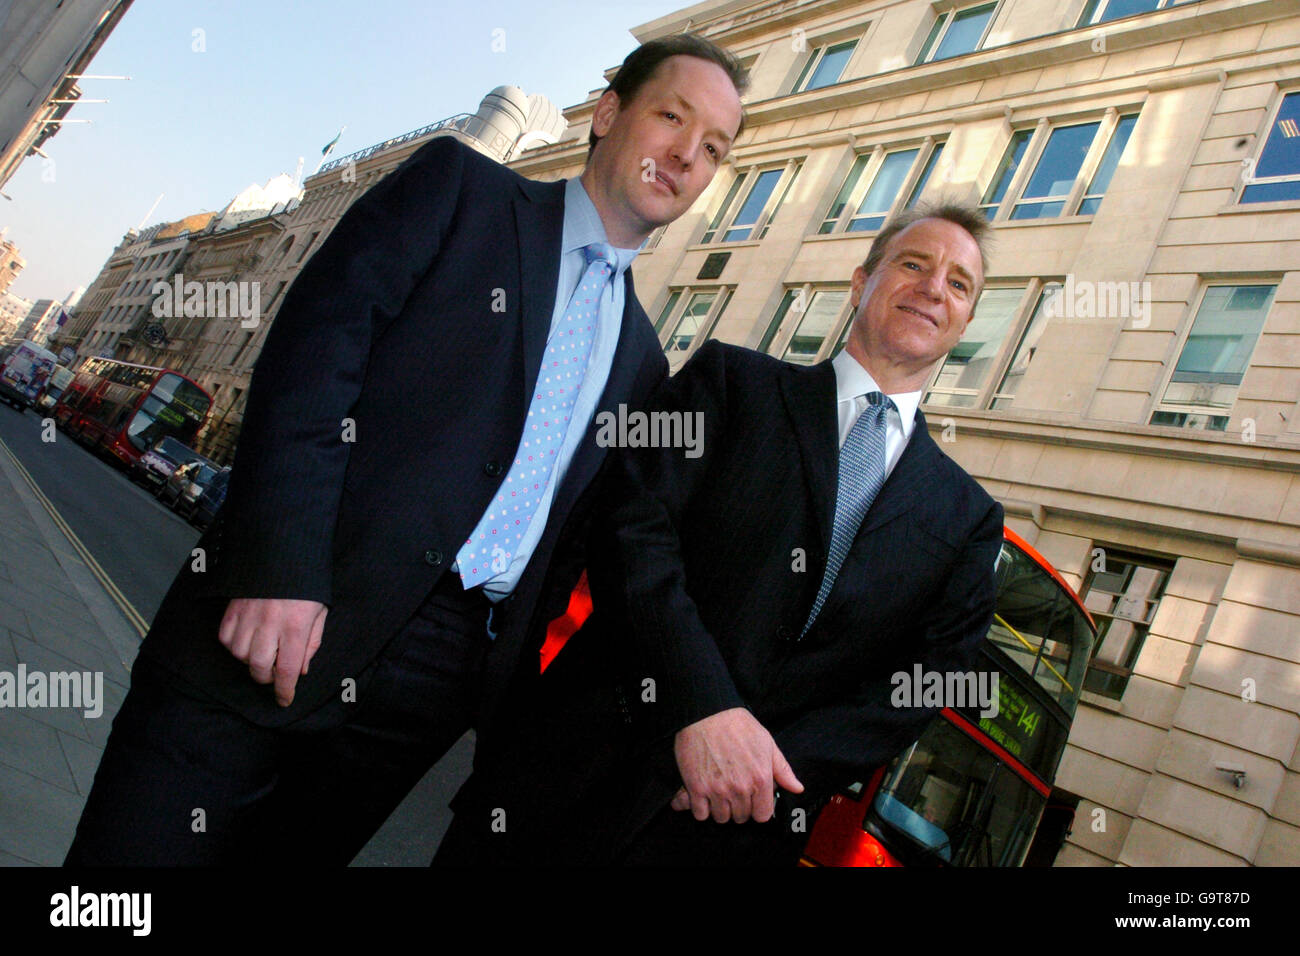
left=1, top=0, right=691, bottom=303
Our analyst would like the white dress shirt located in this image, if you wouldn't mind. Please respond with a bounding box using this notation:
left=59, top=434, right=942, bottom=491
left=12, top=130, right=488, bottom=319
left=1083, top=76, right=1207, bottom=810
left=831, top=350, right=922, bottom=480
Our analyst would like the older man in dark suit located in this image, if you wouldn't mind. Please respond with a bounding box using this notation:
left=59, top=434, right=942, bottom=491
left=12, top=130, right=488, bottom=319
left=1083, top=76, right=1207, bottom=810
left=66, top=34, right=746, bottom=866
left=440, top=202, right=1004, bottom=866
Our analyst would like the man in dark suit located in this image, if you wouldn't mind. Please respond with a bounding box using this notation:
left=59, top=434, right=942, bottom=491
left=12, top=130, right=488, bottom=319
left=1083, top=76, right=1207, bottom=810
left=65, top=34, right=746, bottom=865
left=440, top=203, right=1004, bottom=865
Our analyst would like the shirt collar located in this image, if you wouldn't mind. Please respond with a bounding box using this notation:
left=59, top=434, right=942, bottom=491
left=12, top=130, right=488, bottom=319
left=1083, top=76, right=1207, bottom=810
left=563, top=177, right=640, bottom=277
left=831, top=349, right=921, bottom=438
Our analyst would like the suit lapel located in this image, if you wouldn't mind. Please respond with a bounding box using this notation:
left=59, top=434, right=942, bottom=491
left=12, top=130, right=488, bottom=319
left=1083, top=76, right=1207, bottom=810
left=812, top=410, right=944, bottom=626
left=859, top=408, right=942, bottom=533
left=514, top=178, right=566, bottom=404
left=778, top=360, right=839, bottom=561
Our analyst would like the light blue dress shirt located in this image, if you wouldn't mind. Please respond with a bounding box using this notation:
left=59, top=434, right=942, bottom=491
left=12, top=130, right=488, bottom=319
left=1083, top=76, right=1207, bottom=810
left=473, top=176, right=639, bottom=600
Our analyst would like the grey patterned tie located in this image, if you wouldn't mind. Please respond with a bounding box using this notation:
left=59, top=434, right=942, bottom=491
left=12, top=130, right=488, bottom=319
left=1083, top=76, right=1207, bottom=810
left=801, top=391, right=893, bottom=638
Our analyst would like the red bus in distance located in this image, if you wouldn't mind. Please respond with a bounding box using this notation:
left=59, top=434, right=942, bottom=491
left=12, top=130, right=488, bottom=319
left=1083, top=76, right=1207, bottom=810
left=53, top=357, right=214, bottom=469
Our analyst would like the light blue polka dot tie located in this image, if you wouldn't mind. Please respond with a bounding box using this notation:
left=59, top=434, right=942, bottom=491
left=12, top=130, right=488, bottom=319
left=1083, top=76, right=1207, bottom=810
left=801, top=391, right=894, bottom=637
left=457, top=243, right=613, bottom=588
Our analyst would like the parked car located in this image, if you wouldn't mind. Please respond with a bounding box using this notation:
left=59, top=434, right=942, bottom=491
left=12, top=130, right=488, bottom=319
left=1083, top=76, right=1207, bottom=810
left=190, top=466, right=230, bottom=531
left=161, top=459, right=223, bottom=516
left=132, top=436, right=208, bottom=493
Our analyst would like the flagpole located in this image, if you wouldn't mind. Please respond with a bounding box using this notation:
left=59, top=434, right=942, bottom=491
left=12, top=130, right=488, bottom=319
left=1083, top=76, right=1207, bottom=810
left=313, top=126, right=347, bottom=177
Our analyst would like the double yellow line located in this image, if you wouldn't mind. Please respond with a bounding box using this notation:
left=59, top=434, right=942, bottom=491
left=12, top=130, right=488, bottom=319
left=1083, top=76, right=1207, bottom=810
left=0, top=436, right=147, bottom=636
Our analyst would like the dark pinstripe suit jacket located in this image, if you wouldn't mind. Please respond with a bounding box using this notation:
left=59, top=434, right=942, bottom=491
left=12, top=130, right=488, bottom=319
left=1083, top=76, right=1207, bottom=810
left=136, top=136, right=667, bottom=730
left=453, top=338, right=1002, bottom=861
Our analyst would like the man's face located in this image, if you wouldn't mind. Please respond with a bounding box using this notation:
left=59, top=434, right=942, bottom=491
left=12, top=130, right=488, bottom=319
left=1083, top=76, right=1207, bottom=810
left=583, top=54, right=743, bottom=247
left=845, top=218, right=984, bottom=380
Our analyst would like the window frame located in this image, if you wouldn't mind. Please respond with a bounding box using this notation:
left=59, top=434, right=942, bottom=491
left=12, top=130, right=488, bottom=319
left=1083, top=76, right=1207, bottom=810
left=756, top=284, right=855, bottom=365
left=1077, top=0, right=1193, bottom=28
left=657, top=286, right=734, bottom=360
left=1079, top=547, right=1174, bottom=701
left=980, top=109, right=1137, bottom=222
left=701, top=159, right=803, bottom=244
left=819, top=138, right=947, bottom=235
left=790, top=37, right=860, bottom=94
left=921, top=280, right=1066, bottom=411
left=1238, top=88, right=1300, bottom=206
left=915, top=1, right=1000, bottom=66
left=1147, top=280, right=1279, bottom=432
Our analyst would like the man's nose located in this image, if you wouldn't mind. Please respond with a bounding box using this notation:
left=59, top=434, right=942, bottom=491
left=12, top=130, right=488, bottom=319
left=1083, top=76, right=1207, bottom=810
left=669, top=132, right=699, bottom=169
left=914, top=269, right=943, bottom=300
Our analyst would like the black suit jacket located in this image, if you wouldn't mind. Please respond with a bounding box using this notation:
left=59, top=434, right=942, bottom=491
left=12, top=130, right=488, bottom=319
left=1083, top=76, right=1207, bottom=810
left=137, top=136, right=667, bottom=730
left=452, top=339, right=1002, bottom=863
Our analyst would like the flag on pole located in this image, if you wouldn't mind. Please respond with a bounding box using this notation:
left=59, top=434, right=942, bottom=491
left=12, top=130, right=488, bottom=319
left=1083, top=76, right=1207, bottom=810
left=321, top=127, right=345, bottom=157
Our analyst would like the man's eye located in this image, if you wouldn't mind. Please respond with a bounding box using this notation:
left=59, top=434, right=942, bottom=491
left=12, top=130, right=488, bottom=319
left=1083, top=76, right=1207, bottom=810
left=951, top=280, right=968, bottom=292
left=903, top=261, right=921, bottom=270
left=705, top=143, right=719, bottom=159
left=663, top=111, right=679, bottom=122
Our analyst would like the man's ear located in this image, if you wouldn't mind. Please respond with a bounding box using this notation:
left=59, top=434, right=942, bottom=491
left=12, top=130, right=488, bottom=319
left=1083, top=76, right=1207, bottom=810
left=849, top=265, right=868, bottom=309
left=590, top=89, right=622, bottom=141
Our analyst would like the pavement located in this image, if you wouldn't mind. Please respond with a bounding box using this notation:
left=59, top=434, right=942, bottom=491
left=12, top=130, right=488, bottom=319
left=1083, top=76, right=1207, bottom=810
left=0, top=436, right=138, bottom=866
left=0, top=433, right=470, bottom=867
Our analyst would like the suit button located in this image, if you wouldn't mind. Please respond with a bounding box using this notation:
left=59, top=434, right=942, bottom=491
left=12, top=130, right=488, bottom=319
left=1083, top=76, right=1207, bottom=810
left=776, top=625, right=794, bottom=641
left=423, top=549, right=443, bottom=567
left=484, top=460, right=503, bottom=477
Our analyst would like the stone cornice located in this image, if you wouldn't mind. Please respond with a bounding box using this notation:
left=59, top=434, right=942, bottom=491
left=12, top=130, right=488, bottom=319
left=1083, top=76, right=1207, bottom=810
left=732, top=0, right=1291, bottom=134
left=926, top=412, right=1300, bottom=474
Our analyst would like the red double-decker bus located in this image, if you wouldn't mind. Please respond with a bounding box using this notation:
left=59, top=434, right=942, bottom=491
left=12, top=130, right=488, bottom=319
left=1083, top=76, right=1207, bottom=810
left=53, top=357, right=214, bottom=469
left=800, top=527, right=1097, bottom=866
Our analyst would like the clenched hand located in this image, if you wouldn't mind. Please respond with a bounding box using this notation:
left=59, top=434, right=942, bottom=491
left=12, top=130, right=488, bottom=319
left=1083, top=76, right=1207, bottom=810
left=671, top=707, right=804, bottom=823
left=218, top=598, right=327, bottom=707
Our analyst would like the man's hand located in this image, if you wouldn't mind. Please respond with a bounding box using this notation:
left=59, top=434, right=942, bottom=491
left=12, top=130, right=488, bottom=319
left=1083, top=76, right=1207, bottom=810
left=218, top=598, right=327, bottom=708
left=671, top=707, right=804, bottom=823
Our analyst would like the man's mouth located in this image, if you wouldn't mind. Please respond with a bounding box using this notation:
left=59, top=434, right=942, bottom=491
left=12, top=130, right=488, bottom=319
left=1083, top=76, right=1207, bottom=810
left=654, top=171, right=679, bottom=195
left=898, top=305, right=937, bottom=326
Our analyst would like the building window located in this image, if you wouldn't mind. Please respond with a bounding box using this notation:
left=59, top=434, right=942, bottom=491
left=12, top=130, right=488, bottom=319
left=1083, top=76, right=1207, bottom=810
left=653, top=290, right=681, bottom=334
left=1149, top=284, right=1277, bottom=431
left=702, top=161, right=802, bottom=243
left=272, top=237, right=295, bottom=268
left=924, top=285, right=1030, bottom=408
left=1081, top=551, right=1172, bottom=699
left=1078, top=0, right=1199, bottom=27
left=916, top=2, right=998, bottom=65
left=1077, top=115, right=1138, bottom=213
left=1240, top=91, right=1300, bottom=205
left=758, top=287, right=851, bottom=365
left=791, top=39, right=858, bottom=93
left=295, top=232, right=321, bottom=263
left=981, top=112, right=1138, bottom=220
left=820, top=140, right=946, bottom=234
left=659, top=288, right=732, bottom=356
left=990, top=285, right=1057, bottom=409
